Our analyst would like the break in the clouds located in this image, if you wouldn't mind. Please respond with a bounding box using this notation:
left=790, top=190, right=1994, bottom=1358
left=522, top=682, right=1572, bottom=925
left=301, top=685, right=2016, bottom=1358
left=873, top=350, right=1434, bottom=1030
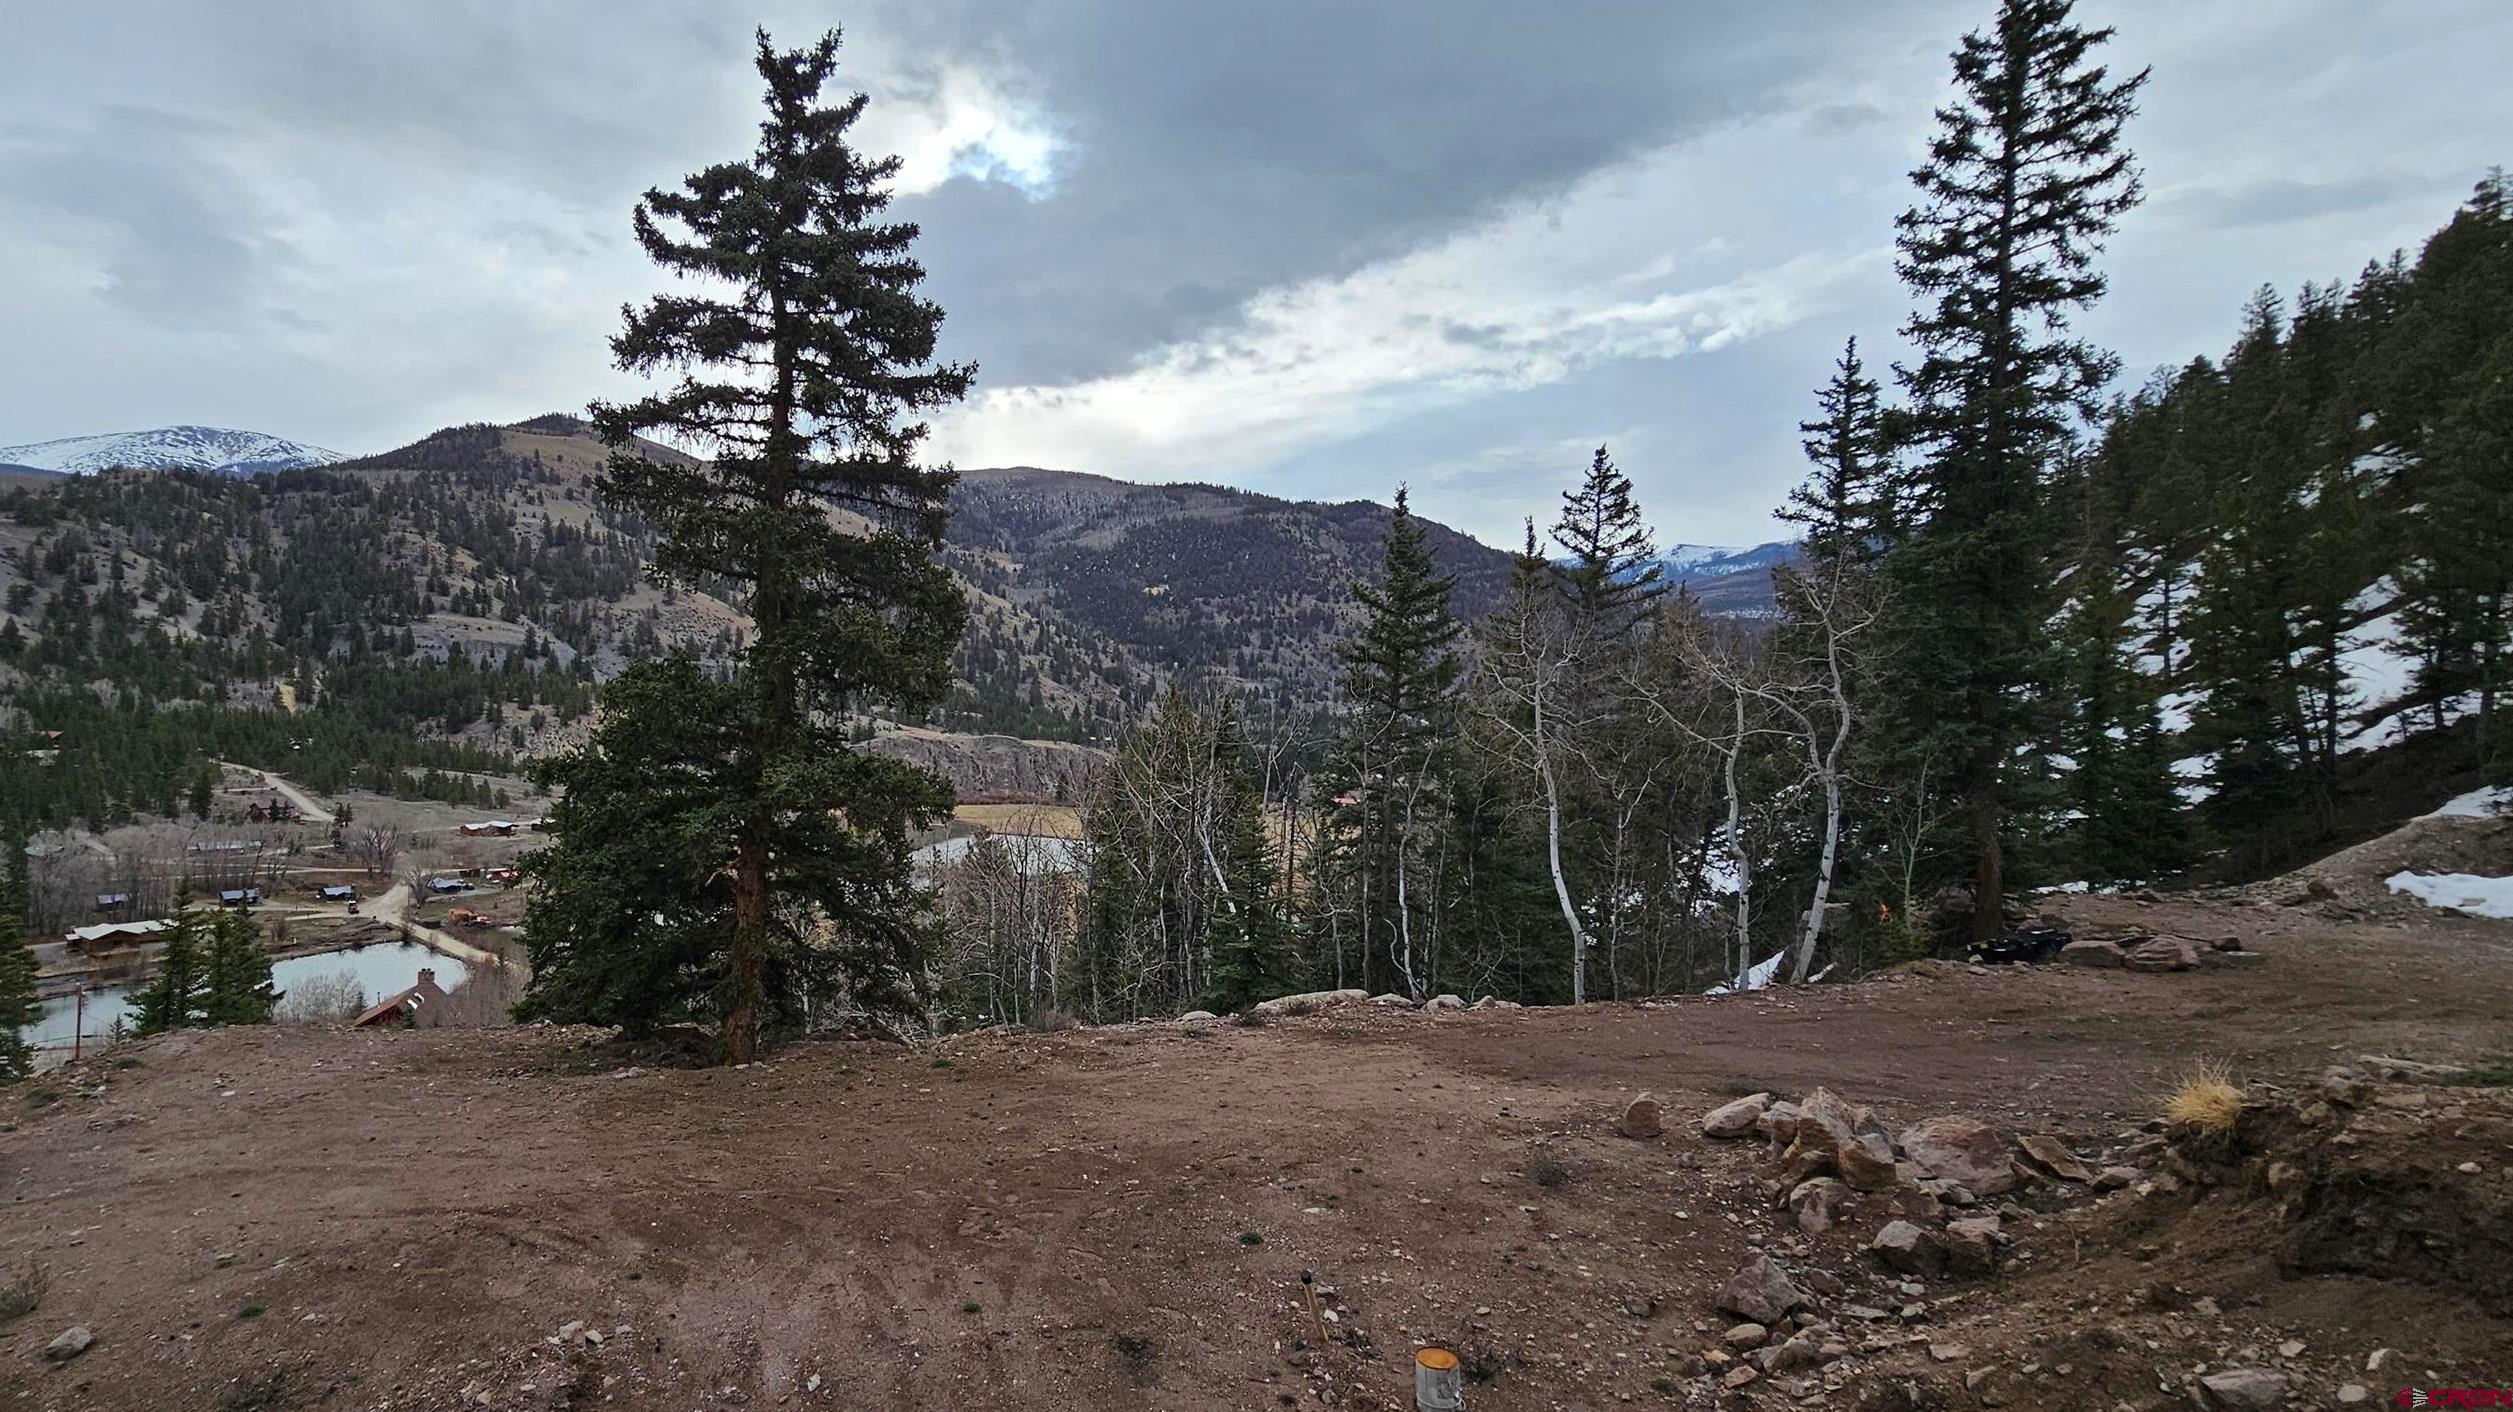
left=3, top=1, right=2508, bottom=546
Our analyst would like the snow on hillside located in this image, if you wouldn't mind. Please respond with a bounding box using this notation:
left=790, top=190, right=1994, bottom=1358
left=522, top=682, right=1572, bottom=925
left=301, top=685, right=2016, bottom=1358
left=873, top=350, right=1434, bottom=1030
left=1653, top=541, right=1797, bottom=581
left=2386, top=870, right=2513, bottom=920
left=0, top=426, right=343, bottom=478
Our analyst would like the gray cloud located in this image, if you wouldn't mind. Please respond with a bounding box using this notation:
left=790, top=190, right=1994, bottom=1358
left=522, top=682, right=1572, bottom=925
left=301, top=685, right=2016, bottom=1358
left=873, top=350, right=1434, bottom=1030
left=2, top=0, right=2509, bottom=546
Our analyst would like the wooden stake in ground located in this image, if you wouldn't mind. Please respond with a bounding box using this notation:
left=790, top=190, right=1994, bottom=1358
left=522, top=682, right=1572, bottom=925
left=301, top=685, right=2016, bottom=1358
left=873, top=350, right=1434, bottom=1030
left=1413, top=1344, right=1463, bottom=1411
left=1299, top=1269, right=1328, bottom=1349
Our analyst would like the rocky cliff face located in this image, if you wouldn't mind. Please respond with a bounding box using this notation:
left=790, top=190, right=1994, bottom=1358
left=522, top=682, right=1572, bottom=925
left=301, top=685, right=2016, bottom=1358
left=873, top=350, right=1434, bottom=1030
left=863, top=726, right=1106, bottom=804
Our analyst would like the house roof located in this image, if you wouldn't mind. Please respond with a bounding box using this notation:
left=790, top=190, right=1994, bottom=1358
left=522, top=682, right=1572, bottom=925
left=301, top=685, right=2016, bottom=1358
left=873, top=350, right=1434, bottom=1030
left=350, top=970, right=449, bottom=1028
left=67, top=919, right=174, bottom=945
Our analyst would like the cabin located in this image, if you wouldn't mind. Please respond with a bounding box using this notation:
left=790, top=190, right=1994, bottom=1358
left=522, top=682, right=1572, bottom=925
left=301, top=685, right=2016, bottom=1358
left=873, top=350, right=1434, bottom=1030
left=217, top=888, right=262, bottom=909
left=318, top=885, right=358, bottom=903
left=65, top=919, right=174, bottom=955
left=427, top=877, right=471, bottom=895
left=92, top=892, right=133, bottom=915
left=349, top=969, right=451, bottom=1029
left=459, top=820, right=519, bottom=838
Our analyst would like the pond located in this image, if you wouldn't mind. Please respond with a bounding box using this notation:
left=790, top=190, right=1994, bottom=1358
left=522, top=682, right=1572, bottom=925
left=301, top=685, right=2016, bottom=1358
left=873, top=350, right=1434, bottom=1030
left=26, top=941, right=476, bottom=1053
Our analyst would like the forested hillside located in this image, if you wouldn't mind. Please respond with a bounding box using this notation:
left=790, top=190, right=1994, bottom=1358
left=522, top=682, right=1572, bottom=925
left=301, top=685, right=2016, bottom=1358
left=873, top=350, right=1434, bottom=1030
left=0, top=417, right=1555, bottom=831
left=2058, top=171, right=2512, bottom=881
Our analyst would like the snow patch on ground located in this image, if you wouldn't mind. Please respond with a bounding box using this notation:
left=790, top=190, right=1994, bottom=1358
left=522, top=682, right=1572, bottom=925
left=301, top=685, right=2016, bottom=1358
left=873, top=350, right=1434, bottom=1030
left=1707, top=949, right=1786, bottom=995
left=2424, top=787, right=2511, bottom=820
left=2386, top=870, right=2513, bottom=920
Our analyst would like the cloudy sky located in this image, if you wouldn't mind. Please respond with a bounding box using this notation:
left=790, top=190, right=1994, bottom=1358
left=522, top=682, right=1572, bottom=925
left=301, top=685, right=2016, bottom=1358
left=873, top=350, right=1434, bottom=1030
left=3, top=2, right=2505, bottom=546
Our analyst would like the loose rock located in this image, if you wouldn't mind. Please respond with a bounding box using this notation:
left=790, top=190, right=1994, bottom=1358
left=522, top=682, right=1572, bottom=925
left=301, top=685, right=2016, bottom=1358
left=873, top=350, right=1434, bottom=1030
left=2016, top=1134, right=2093, bottom=1182
left=1788, top=1176, right=1856, bottom=1235
left=2198, top=1369, right=2290, bottom=1410
left=1870, top=1220, right=1947, bottom=1277
left=1899, top=1114, right=2018, bottom=1197
left=45, top=1326, right=95, bottom=1363
left=2059, top=938, right=2126, bottom=968
left=1702, top=1092, right=1772, bottom=1139
left=1619, top=1091, right=1665, bottom=1140
left=1723, top=1322, right=1770, bottom=1350
left=2123, top=937, right=2200, bottom=972
left=2091, top=1165, right=2138, bottom=1191
left=1716, top=1253, right=1811, bottom=1325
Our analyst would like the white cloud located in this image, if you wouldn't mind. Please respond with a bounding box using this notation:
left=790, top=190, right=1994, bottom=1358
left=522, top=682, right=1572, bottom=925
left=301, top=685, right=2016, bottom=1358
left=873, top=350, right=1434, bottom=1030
left=931, top=126, right=1886, bottom=479
left=864, top=64, right=1066, bottom=199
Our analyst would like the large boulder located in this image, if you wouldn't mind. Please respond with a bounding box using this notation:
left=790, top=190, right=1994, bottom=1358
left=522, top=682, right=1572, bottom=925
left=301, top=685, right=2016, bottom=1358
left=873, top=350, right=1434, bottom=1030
left=1618, top=1092, right=1665, bottom=1140
left=1253, top=988, right=1368, bottom=1017
left=1715, top=1253, right=1811, bottom=1325
left=2123, top=937, right=2200, bottom=973
left=1869, top=1220, right=1946, bottom=1277
left=1898, top=1115, right=2018, bottom=1197
left=1788, top=1177, right=1856, bottom=1234
left=2059, top=938, right=2125, bottom=968
left=1702, top=1093, right=1772, bottom=1139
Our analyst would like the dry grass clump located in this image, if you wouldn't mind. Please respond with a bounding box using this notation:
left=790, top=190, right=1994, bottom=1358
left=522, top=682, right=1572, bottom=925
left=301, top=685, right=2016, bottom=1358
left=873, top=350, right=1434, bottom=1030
left=2163, top=1061, right=2244, bottom=1133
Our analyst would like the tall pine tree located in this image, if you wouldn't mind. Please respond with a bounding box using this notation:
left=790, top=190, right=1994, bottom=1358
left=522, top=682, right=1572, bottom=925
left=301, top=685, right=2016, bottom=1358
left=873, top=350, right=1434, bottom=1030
left=1318, top=488, right=1463, bottom=997
left=1884, top=0, right=2146, bottom=940
left=132, top=902, right=209, bottom=1037
left=0, top=837, right=39, bottom=1082
left=532, top=30, right=972, bottom=1061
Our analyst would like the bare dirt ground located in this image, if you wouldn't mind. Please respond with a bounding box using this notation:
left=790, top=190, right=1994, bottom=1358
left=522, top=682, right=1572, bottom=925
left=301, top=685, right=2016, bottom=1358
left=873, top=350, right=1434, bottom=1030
left=4, top=892, right=2509, bottom=1412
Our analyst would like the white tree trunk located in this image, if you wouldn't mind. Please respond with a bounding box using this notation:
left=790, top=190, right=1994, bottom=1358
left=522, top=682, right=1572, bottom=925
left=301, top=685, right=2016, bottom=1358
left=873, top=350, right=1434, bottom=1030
left=1533, top=686, right=1589, bottom=1005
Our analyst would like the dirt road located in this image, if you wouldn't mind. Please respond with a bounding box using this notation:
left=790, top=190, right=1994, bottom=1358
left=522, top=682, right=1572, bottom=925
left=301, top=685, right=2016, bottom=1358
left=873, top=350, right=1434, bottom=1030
left=4, top=895, right=2508, bottom=1411
left=368, top=880, right=503, bottom=966
left=219, top=762, right=336, bottom=825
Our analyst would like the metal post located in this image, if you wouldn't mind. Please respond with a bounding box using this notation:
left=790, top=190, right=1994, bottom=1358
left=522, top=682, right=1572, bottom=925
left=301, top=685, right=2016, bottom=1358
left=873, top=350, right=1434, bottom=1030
left=72, top=988, right=86, bottom=1063
left=1414, top=1346, right=1463, bottom=1412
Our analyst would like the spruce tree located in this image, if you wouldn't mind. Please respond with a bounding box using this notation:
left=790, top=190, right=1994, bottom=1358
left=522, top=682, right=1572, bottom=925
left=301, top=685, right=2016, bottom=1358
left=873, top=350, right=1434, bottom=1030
left=539, top=30, right=972, bottom=1061
left=133, top=902, right=209, bottom=1037
left=1883, top=0, right=2147, bottom=941
left=1550, top=446, right=1664, bottom=634
left=1319, top=488, right=1463, bottom=996
left=1200, top=706, right=1295, bottom=1012
left=1781, top=337, right=1896, bottom=568
left=202, top=910, right=279, bottom=1026
left=0, top=838, right=39, bottom=1082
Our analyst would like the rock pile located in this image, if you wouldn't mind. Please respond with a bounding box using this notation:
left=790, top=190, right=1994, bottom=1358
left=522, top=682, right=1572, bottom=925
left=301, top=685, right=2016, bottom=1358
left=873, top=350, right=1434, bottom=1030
left=2060, top=922, right=2253, bottom=971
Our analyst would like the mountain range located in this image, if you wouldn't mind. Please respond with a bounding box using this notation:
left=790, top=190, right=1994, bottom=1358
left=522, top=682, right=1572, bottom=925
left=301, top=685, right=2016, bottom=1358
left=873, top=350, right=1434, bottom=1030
left=0, top=425, right=343, bottom=478
left=0, top=417, right=1794, bottom=748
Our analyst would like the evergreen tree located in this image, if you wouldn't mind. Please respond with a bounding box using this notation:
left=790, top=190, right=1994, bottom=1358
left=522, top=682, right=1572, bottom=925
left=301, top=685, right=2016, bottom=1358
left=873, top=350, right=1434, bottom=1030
left=1550, top=446, right=1664, bottom=633
left=543, top=30, right=972, bottom=1061
left=1200, top=706, right=1295, bottom=1012
left=1316, top=488, right=1463, bottom=997
left=132, top=902, right=209, bottom=1037
left=202, top=910, right=279, bottom=1026
left=1882, top=0, right=2147, bottom=940
left=0, top=838, right=39, bottom=1082
left=1781, top=337, right=1896, bottom=567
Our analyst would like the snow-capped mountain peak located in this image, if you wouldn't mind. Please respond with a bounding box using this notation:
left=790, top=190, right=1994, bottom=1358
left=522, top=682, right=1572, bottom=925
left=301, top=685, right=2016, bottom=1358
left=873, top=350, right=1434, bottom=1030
left=0, top=425, right=344, bottom=478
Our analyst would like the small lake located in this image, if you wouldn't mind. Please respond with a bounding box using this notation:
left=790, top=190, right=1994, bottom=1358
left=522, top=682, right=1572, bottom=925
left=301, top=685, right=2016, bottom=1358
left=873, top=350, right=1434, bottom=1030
left=913, top=833, right=1080, bottom=872
left=27, top=941, right=475, bottom=1052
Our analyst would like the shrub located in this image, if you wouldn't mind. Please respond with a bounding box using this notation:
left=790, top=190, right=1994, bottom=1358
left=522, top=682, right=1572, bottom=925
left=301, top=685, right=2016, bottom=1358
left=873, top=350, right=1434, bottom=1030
left=2164, top=1062, right=2243, bottom=1133
left=274, top=968, right=367, bottom=1025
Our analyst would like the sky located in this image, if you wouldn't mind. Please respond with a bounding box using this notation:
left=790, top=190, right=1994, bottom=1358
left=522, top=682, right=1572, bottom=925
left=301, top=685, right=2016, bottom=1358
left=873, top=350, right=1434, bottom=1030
left=2, top=1, right=2506, bottom=548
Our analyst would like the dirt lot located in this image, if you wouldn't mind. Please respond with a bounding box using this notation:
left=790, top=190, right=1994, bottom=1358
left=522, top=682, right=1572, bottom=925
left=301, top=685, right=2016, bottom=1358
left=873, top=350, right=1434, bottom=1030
left=4, top=893, right=2509, bottom=1412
